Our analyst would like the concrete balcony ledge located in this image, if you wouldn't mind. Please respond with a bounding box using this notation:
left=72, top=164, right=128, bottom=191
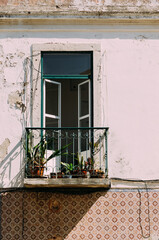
left=24, top=177, right=111, bottom=188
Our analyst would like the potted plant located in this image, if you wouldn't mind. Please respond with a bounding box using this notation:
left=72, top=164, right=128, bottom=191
left=61, top=162, right=75, bottom=178
left=90, top=169, right=105, bottom=178
left=25, top=132, right=70, bottom=177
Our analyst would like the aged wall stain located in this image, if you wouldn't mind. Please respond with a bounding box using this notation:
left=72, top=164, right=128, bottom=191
left=112, top=0, right=151, bottom=4
left=8, top=91, right=21, bottom=106
left=0, top=138, right=10, bottom=160
left=0, top=0, right=73, bottom=6
left=112, top=0, right=138, bottom=4
left=0, top=0, right=153, bottom=5
left=0, top=0, right=8, bottom=5
left=0, top=0, right=158, bottom=15
left=8, top=90, right=26, bottom=112
left=5, top=54, right=17, bottom=68
left=0, top=45, right=4, bottom=75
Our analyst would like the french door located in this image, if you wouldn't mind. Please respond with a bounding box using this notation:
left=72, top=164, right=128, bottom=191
left=43, top=79, right=61, bottom=173
left=43, top=79, right=61, bottom=128
left=78, top=80, right=91, bottom=161
left=43, top=78, right=91, bottom=172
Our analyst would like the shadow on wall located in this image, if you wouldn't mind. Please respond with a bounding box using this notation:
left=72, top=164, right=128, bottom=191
left=0, top=188, right=108, bottom=240
left=0, top=50, right=33, bottom=188
left=1, top=187, right=154, bottom=239
left=0, top=140, right=24, bottom=188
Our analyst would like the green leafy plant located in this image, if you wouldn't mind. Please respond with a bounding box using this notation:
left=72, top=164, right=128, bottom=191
left=73, top=152, right=84, bottom=170
left=61, top=162, right=75, bottom=175
left=25, top=131, right=71, bottom=174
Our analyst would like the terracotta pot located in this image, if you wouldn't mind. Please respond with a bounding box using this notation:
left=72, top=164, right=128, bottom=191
left=36, top=166, right=44, bottom=176
left=57, top=172, right=63, bottom=178
left=50, top=173, right=56, bottom=178
left=29, top=166, right=44, bottom=177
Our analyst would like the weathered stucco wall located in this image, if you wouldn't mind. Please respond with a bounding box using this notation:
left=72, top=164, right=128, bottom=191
left=1, top=24, right=159, bottom=187
left=0, top=0, right=159, bottom=18
left=0, top=39, right=30, bottom=187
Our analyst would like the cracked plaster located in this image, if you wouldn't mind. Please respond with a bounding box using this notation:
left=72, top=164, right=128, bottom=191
left=0, top=138, right=10, bottom=160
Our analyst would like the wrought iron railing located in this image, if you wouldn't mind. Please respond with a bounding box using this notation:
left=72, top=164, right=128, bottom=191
left=25, top=127, right=109, bottom=179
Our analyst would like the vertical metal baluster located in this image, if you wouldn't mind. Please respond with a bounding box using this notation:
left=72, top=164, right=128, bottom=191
left=52, top=131, right=55, bottom=151
left=73, top=132, right=75, bottom=168
left=55, top=130, right=62, bottom=178
left=32, top=132, right=34, bottom=171
left=39, top=131, right=41, bottom=174
left=92, top=129, right=94, bottom=172
left=92, top=129, right=95, bottom=173
left=86, top=132, right=88, bottom=165
left=66, top=131, right=68, bottom=163
left=105, top=129, right=108, bottom=177
left=52, top=131, right=55, bottom=172
left=46, top=134, right=48, bottom=171
left=26, top=129, right=28, bottom=177
left=99, top=134, right=102, bottom=170
left=59, top=130, right=61, bottom=174
left=78, top=130, right=81, bottom=170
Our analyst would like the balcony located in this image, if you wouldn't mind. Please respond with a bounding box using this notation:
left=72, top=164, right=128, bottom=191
left=24, top=127, right=110, bottom=188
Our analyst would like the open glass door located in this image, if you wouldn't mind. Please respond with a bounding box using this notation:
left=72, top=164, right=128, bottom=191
left=44, top=79, right=61, bottom=174
left=78, top=80, right=91, bottom=165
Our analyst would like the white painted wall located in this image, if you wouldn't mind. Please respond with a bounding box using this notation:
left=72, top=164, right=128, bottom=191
left=0, top=26, right=159, bottom=187
left=105, top=37, right=159, bottom=180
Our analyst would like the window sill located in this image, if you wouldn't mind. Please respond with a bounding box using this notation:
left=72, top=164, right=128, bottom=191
left=24, top=178, right=110, bottom=188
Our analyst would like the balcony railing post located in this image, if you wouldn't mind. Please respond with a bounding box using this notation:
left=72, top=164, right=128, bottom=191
left=46, top=134, right=48, bottom=170
left=25, top=129, right=29, bottom=178
left=72, top=132, right=75, bottom=168
left=91, top=129, right=94, bottom=172
left=66, top=131, right=68, bottom=163
left=99, top=134, right=102, bottom=170
left=86, top=131, right=88, bottom=164
left=105, top=129, right=108, bottom=177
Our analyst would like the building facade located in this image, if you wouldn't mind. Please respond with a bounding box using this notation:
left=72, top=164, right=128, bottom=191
left=1, top=0, right=159, bottom=239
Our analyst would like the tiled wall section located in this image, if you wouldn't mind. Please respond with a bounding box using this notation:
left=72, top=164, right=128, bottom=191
left=1, top=189, right=159, bottom=239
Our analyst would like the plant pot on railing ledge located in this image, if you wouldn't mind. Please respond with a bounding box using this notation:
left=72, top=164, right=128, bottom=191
left=89, top=170, right=105, bottom=178
left=50, top=172, right=64, bottom=178
left=26, top=165, right=45, bottom=178
left=72, top=171, right=87, bottom=178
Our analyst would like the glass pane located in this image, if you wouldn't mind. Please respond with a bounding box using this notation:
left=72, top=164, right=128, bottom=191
left=80, top=82, right=89, bottom=117
left=43, top=52, right=91, bottom=75
left=79, top=118, right=89, bottom=152
left=80, top=117, right=89, bottom=127
left=46, top=81, right=58, bottom=116
left=46, top=117, right=58, bottom=128
left=45, top=118, right=59, bottom=150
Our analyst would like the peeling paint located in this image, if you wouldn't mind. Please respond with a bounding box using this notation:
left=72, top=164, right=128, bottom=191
left=5, top=54, right=17, bottom=68
left=8, top=91, right=26, bottom=112
left=7, top=90, right=26, bottom=112
left=8, top=90, right=22, bottom=107
left=0, top=138, right=10, bottom=160
left=17, top=52, right=25, bottom=58
left=16, top=101, right=26, bottom=112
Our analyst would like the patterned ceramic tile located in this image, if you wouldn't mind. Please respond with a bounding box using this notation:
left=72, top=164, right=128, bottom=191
left=1, top=189, right=159, bottom=239
left=1, top=191, right=23, bottom=240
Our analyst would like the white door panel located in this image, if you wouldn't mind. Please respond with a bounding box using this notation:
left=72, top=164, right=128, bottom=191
left=44, top=79, right=61, bottom=173
left=78, top=80, right=91, bottom=164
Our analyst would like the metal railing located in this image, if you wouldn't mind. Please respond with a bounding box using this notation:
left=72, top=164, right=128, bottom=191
left=25, top=127, right=109, bottom=179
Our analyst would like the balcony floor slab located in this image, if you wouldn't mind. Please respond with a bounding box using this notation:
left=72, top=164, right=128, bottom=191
left=24, top=178, right=110, bottom=188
